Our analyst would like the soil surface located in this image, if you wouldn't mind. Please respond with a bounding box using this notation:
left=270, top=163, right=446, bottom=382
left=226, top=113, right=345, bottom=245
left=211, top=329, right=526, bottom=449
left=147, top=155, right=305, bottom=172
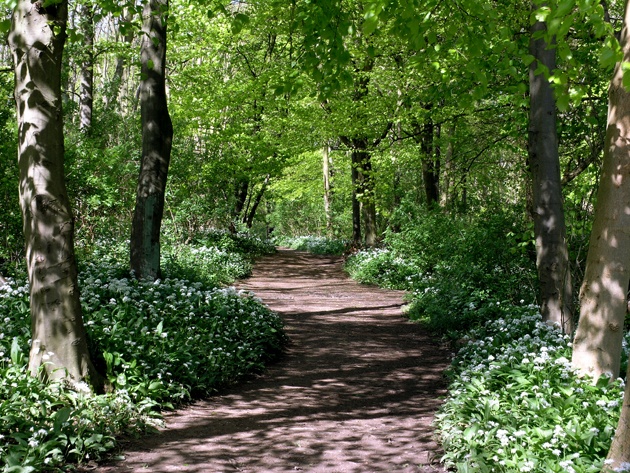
left=93, top=248, right=450, bottom=473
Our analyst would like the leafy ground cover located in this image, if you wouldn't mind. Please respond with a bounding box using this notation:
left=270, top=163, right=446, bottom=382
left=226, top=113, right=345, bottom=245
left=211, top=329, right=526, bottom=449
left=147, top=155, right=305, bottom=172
left=273, top=235, right=349, bottom=255
left=0, top=234, right=286, bottom=472
left=341, top=208, right=627, bottom=472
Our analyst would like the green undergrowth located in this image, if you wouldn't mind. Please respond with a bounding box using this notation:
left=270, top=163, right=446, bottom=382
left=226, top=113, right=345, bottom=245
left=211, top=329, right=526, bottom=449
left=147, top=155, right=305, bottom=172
left=343, top=207, right=627, bottom=472
left=273, top=235, right=349, bottom=255
left=0, top=233, right=286, bottom=472
left=437, top=306, right=624, bottom=472
left=345, top=209, right=537, bottom=337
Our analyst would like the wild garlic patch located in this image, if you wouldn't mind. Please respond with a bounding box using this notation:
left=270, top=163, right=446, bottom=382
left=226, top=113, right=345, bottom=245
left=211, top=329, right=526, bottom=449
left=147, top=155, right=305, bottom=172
left=437, top=305, right=624, bottom=472
left=0, top=239, right=286, bottom=472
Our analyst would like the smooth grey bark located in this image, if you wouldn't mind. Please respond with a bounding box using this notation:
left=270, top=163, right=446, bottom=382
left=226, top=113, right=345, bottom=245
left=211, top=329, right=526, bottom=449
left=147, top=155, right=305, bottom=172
left=9, top=0, right=102, bottom=389
left=527, top=14, right=573, bottom=334
left=79, top=3, right=94, bottom=133
left=130, top=0, right=173, bottom=280
left=572, top=0, right=630, bottom=383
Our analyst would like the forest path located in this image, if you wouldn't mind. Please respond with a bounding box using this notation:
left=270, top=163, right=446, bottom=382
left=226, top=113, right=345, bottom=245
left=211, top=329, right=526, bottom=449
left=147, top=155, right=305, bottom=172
left=94, top=248, right=449, bottom=473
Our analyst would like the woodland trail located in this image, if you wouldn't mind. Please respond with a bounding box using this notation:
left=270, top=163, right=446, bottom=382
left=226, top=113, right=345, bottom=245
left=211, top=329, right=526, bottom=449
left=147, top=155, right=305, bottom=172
left=93, top=248, right=450, bottom=473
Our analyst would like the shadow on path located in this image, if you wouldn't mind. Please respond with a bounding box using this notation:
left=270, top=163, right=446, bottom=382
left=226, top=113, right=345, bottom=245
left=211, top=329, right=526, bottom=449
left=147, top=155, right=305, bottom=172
left=94, top=249, right=450, bottom=472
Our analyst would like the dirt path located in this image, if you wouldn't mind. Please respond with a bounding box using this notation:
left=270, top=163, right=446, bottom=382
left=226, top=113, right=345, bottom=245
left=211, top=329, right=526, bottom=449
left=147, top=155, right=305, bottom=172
left=94, top=249, right=450, bottom=473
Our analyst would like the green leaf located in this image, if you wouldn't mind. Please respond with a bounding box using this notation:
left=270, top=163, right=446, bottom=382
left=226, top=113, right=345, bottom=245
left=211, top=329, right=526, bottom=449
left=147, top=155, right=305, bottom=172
left=556, top=0, right=575, bottom=17
left=556, top=91, right=570, bottom=111
left=10, top=337, right=23, bottom=366
left=0, top=18, right=10, bottom=34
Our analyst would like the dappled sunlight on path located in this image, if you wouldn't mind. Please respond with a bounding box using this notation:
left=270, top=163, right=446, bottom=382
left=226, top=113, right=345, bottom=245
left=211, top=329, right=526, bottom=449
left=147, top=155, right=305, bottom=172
left=94, top=248, right=449, bottom=472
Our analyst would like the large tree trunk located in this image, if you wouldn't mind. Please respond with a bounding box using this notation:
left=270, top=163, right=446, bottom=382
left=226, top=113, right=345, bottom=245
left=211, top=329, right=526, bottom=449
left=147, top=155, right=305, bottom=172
left=79, top=3, right=94, bottom=133
left=572, top=0, right=630, bottom=383
left=130, top=0, right=173, bottom=280
left=528, top=13, right=574, bottom=334
left=9, top=0, right=103, bottom=390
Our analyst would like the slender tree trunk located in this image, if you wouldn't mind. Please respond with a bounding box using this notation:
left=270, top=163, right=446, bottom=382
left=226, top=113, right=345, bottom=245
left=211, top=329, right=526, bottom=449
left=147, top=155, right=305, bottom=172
left=245, top=175, right=270, bottom=229
left=234, top=179, right=249, bottom=217
left=79, top=3, right=94, bottom=133
left=360, top=151, right=377, bottom=247
left=572, top=0, right=630, bottom=383
left=351, top=152, right=361, bottom=245
left=9, top=0, right=102, bottom=389
left=130, top=0, right=173, bottom=280
left=323, top=145, right=333, bottom=236
left=416, top=118, right=439, bottom=207
left=528, top=11, right=574, bottom=334
left=351, top=139, right=377, bottom=247
left=105, top=9, right=135, bottom=112
left=440, top=123, right=455, bottom=208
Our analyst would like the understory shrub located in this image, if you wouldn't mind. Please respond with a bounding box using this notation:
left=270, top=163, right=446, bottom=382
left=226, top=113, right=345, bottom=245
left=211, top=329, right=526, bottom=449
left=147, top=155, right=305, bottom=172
left=437, top=305, right=624, bottom=472
left=274, top=235, right=349, bottom=255
left=346, top=208, right=537, bottom=337
left=0, top=237, right=286, bottom=471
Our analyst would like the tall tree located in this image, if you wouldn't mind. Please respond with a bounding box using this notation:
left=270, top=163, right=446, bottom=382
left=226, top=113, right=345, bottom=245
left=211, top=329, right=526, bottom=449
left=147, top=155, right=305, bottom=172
left=8, top=0, right=103, bottom=389
left=600, top=2, right=630, bottom=470
left=130, top=0, right=173, bottom=280
left=572, top=0, right=630, bottom=382
left=527, top=8, right=573, bottom=334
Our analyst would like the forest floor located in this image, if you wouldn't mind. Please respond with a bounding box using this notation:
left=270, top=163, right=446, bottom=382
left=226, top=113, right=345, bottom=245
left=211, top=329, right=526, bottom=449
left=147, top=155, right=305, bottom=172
left=91, top=248, right=450, bottom=473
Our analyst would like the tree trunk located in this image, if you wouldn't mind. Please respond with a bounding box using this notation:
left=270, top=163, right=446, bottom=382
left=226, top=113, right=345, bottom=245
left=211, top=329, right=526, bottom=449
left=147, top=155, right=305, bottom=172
left=79, top=3, right=94, bottom=133
left=245, top=175, right=270, bottom=229
left=8, top=0, right=103, bottom=390
left=605, top=360, right=630, bottom=470
left=105, top=9, right=135, bottom=112
left=572, top=0, right=630, bottom=382
left=417, top=119, right=439, bottom=207
left=351, top=140, right=377, bottom=247
left=528, top=12, right=574, bottom=334
left=351, top=152, right=362, bottom=245
left=323, top=145, right=333, bottom=237
left=440, top=123, right=455, bottom=208
left=130, top=0, right=173, bottom=280
left=360, top=151, right=377, bottom=247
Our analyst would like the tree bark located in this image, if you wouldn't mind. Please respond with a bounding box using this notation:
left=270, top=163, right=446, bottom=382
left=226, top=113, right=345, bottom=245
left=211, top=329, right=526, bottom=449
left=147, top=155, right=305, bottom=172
left=572, top=0, right=630, bottom=382
left=351, top=151, right=362, bottom=245
left=245, top=175, right=270, bottom=229
left=323, top=145, right=333, bottom=237
left=130, top=0, right=173, bottom=280
left=351, top=140, right=377, bottom=247
left=415, top=118, right=440, bottom=207
left=8, top=0, right=102, bottom=389
left=79, top=3, right=94, bottom=133
left=528, top=12, right=574, bottom=334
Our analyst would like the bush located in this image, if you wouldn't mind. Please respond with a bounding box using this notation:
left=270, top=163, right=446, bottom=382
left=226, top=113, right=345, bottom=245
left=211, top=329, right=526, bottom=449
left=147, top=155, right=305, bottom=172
left=0, top=238, right=287, bottom=471
left=274, top=235, right=349, bottom=255
left=345, top=208, right=537, bottom=337
left=436, top=305, right=623, bottom=472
